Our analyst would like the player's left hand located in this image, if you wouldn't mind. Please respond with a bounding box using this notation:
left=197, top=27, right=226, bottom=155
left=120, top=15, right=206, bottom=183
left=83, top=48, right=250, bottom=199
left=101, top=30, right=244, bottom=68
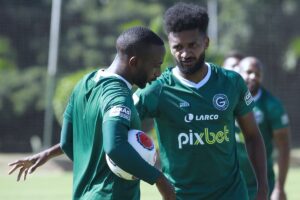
left=8, top=151, right=49, bottom=181
left=270, top=187, right=287, bottom=200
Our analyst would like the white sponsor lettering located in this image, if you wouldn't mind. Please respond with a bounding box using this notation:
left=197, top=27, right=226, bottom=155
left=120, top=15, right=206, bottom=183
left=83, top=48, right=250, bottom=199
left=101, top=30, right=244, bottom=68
left=244, top=90, right=254, bottom=106
left=179, top=101, right=190, bottom=108
left=109, top=106, right=131, bottom=121
left=184, top=114, right=219, bottom=123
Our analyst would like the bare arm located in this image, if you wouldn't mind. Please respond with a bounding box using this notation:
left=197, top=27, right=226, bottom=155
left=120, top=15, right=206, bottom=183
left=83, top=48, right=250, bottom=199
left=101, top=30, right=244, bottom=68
left=271, top=127, right=290, bottom=200
left=141, top=118, right=155, bottom=132
left=237, top=112, right=268, bottom=200
left=155, top=173, right=176, bottom=200
left=8, top=143, right=63, bottom=181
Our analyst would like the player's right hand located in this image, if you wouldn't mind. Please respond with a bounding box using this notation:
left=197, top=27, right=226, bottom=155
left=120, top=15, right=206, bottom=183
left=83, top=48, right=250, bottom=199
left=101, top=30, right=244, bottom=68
left=8, top=151, right=49, bottom=181
left=155, top=173, right=176, bottom=200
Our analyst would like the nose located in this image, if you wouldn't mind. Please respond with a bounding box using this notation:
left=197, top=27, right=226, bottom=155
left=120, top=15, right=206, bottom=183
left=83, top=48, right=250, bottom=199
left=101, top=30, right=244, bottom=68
left=180, top=48, right=192, bottom=59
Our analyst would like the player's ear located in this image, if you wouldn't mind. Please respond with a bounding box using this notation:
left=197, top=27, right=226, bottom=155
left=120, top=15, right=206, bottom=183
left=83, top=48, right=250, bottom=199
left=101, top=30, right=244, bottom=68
left=129, top=56, right=138, bottom=68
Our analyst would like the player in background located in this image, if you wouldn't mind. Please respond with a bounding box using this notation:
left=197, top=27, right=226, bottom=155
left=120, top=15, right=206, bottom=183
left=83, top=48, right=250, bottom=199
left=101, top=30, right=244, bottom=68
left=133, top=3, right=268, bottom=200
left=222, top=50, right=244, bottom=72
left=236, top=57, right=290, bottom=200
left=8, top=26, right=176, bottom=200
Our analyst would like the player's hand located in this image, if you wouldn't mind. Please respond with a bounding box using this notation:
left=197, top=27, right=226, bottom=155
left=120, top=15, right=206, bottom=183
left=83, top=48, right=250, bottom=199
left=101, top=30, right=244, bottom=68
left=155, top=173, right=176, bottom=200
left=270, top=187, right=287, bottom=200
left=8, top=151, right=49, bottom=181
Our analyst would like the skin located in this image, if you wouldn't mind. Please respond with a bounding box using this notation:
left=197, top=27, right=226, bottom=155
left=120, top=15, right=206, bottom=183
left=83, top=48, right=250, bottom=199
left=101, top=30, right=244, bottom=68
left=168, top=29, right=209, bottom=83
left=223, top=57, right=241, bottom=72
left=9, top=42, right=175, bottom=200
left=239, top=57, right=290, bottom=200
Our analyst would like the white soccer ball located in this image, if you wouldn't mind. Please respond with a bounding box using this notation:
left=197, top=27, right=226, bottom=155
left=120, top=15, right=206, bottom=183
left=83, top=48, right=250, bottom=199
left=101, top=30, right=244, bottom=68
left=106, top=129, right=157, bottom=180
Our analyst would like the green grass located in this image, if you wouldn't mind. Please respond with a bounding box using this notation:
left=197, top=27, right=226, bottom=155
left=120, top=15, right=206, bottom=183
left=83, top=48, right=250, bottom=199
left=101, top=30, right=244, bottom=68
left=1, top=168, right=300, bottom=200
left=1, top=153, right=300, bottom=200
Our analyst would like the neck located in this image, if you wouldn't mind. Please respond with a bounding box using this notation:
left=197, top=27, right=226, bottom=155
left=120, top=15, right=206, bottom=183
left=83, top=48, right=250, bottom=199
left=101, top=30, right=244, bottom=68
left=178, top=63, right=208, bottom=83
left=106, top=56, right=132, bottom=84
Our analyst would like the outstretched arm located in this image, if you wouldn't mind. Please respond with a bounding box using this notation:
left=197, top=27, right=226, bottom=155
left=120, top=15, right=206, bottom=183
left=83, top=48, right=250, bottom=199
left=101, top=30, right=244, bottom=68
left=237, top=112, right=269, bottom=200
left=8, top=144, right=63, bottom=181
left=271, top=127, right=290, bottom=200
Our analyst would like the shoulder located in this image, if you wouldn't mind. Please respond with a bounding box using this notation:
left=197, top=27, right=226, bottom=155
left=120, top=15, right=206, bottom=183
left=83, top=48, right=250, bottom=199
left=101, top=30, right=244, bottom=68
left=261, top=88, right=284, bottom=109
left=209, top=63, right=244, bottom=85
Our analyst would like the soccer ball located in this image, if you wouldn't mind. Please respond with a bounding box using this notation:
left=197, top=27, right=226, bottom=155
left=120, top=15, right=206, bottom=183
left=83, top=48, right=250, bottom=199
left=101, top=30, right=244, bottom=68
left=106, top=129, right=157, bottom=180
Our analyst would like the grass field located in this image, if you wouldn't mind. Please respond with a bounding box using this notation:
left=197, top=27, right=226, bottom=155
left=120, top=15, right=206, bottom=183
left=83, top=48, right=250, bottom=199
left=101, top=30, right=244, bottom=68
left=1, top=152, right=300, bottom=200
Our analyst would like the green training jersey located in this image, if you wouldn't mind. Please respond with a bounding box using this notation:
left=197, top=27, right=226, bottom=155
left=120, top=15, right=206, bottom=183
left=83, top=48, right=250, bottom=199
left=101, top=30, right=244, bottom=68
left=134, top=63, right=255, bottom=200
left=235, top=88, right=289, bottom=198
left=63, top=70, right=141, bottom=200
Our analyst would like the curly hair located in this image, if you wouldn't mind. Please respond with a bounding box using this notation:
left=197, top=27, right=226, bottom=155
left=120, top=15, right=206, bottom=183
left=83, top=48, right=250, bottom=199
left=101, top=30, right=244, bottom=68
left=163, top=2, right=209, bottom=34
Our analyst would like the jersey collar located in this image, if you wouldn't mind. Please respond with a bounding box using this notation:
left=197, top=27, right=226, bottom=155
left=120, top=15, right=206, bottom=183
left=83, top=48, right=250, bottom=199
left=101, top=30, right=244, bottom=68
left=172, top=63, right=211, bottom=89
left=93, top=69, right=132, bottom=89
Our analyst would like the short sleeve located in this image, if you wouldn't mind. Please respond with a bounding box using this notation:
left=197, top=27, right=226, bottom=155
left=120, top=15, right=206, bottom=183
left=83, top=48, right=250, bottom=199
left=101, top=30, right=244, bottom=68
left=267, top=99, right=289, bottom=131
left=234, top=75, right=255, bottom=117
left=63, top=91, right=74, bottom=122
left=102, top=81, right=134, bottom=129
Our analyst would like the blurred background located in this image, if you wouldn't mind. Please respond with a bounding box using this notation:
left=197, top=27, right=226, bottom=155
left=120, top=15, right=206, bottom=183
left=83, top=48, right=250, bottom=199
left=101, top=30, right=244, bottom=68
left=0, top=0, right=299, bottom=154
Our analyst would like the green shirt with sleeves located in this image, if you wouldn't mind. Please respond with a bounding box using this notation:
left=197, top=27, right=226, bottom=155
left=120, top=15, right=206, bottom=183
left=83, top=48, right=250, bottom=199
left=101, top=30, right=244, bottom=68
left=60, top=70, right=161, bottom=200
left=134, top=63, right=255, bottom=200
left=235, top=88, right=289, bottom=199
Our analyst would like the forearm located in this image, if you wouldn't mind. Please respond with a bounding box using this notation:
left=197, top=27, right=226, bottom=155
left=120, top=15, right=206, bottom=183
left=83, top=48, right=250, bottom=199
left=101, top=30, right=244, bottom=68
left=276, top=148, right=289, bottom=189
left=44, top=143, right=64, bottom=160
left=274, top=130, right=290, bottom=189
left=245, top=133, right=268, bottom=193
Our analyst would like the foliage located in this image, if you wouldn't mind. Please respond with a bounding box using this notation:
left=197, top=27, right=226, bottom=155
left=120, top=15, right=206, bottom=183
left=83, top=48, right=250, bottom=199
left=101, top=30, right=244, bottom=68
left=283, top=37, right=300, bottom=72
left=0, top=67, right=46, bottom=118
left=0, top=36, right=16, bottom=71
left=53, top=68, right=96, bottom=124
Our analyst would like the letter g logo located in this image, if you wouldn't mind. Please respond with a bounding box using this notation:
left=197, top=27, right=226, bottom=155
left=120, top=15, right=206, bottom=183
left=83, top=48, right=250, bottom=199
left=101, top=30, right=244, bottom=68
left=213, top=94, right=229, bottom=111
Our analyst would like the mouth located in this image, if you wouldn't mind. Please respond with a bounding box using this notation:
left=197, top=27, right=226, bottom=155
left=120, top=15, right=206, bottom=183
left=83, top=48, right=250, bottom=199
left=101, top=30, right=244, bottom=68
left=181, top=59, right=195, bottom=66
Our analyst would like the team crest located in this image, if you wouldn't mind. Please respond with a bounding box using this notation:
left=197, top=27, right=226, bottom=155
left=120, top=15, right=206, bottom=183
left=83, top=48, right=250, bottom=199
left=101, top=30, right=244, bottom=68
left=213, top=94, right=229, bottom=111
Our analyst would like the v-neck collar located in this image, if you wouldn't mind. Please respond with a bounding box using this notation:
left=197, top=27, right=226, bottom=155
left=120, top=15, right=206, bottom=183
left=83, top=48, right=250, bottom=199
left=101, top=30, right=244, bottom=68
left=172, top=63, right=211, bottom=89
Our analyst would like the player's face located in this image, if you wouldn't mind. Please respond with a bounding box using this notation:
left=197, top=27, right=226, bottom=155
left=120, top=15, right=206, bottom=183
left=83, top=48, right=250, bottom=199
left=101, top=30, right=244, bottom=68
left=223, top=57, right=240, bottom=72
left=168, top=29, right=208, bottom=74
left=241, top=63, right=262, bottom=94
left=134, top=45, right=165, bottom=88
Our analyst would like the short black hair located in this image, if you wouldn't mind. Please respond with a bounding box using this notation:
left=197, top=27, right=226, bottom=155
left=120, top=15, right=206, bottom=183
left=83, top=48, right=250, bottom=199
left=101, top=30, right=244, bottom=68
left=163, top=2, right=209, bottom=34
left=116, top=26, right=164, bottom=56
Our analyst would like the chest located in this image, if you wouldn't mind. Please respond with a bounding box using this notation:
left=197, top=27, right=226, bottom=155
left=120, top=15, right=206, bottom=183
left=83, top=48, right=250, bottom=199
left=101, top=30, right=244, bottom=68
left=157, top=85, right=238, bottom=125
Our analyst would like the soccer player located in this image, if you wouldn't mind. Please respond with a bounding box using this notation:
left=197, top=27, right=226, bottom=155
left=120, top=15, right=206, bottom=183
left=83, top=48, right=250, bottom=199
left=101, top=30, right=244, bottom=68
left=222, top=50, right=244, bottom=72
left=236, top=57, right=290, bottom=200
left=133, top=3, right=268, bottom=199
left=9, top=26, right=176, bottom=200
